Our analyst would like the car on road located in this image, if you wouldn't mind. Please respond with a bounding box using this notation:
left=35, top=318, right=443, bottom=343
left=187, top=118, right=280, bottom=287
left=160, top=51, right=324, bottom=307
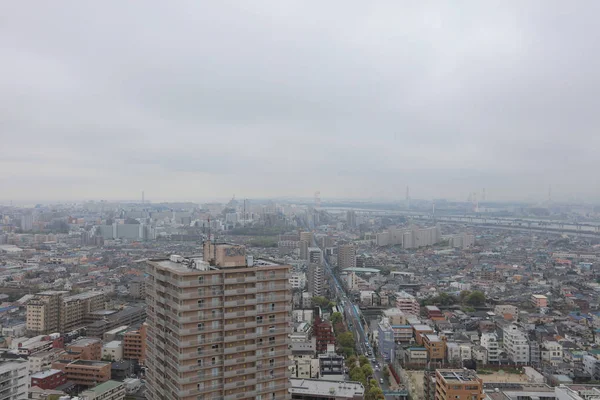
left=380, top=378, right=384, bottom=384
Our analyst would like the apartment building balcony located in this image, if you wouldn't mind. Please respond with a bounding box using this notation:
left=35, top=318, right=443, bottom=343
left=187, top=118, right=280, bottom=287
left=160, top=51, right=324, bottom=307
left=224, top=366, right=257, bottom=377
left=224, top=298, right=256, bottom=307
left=256, top=305, right=292, bottom=313
left=224, top=334, right=247, bottom=343
left=224, top=287, right=257, bottom=296
left=256, top=295, right=292, bottom=303
left=256, top=360, right=290, bottom=370
left=224, top=321, right=256, bottom=331
left=197, top=289, right=224, bottom=298
left=257, top=274, right=290, bottom=281
left=224, top=390, right=257, bottom=400
left=224, top=276, right=257, bottom=285
left=256, top=284, right=290, bottom=291
left=224, top=378, right=257, bottom=391
left=224, top=344, right=257, bottom=355
left=224, top=310, right=255, bottom=319
left=256, top=382, right=289, bottom=393
left=256, top=318, right=288, bottom=326
left=224, top=354, right=257, bottom=366
left=256, top=349, right=290, bottom=359
left=256, top=327, right=290, bottom=336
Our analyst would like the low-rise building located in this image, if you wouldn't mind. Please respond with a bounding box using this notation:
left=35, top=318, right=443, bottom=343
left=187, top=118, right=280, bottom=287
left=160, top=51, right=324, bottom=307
left=122, top=324, right=146, bottom=364
left=102, top=341, right=123, bottom=361
left=79, top=380, right=126, bottom=400
left=423, top=334, right=445, bottom=361
left=289, top=378, right=364, bottom=399
left=30, top=369, right=66, bottom=390
left=435, top=369, right=484, bottom=400
left=52, top=359, right=111, bottom=387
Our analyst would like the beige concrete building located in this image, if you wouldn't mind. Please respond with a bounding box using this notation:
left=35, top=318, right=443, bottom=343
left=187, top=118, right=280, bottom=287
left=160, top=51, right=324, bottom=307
left=80, top=380, right=125, bottom=400
left=145, top=243, right=292, bottom=400
left=300, top=231, right=313, bottom=246
left=26, top=291, right=67, bottom=334
left=435, top=369, right=484, bottom=400
left=26, top=290, right=105, bottom=335
left=61, top=291, right=105, bottom=332
left=337, top=244, right=356, bottom=270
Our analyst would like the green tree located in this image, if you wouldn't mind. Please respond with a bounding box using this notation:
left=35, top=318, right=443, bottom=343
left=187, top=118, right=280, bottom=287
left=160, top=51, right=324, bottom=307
left=361, top=364, right=373, bottom=377
left=347, top=355, right=357, bottom=367
left=341, top=347, right=355, bottom=358
left=359, top=355, right=369, bottom=366
left=311, top=296, right=330, bottom=308
left=349, top=367, right=366, bottom=384
left=337, top=331, right=354, bottom=348
left=365, top=385, right=385, bottom=400
left=383, top=366, right=390, bottom=381
left=331, top=312, right=343, bottom=325
left=466, top=290, right=486, bottom=306
left=459, top=290, right=471, bottom=302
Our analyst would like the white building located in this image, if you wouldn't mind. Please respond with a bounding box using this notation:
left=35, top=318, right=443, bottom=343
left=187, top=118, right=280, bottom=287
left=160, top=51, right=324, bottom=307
left=102, top=341, right=123, bottom=361
left=541, top=341, right=563, bottom=366
left=481, top=332, right=500, bottom=363
left=503, top=325, right=530, bottom=365
left=289, top=272, right=307, bottom=290
left=395, top=291, right=420, bottom=316
left=0, top=359, right=28, bottom=400
left=583, top=355, right=598, bottom=379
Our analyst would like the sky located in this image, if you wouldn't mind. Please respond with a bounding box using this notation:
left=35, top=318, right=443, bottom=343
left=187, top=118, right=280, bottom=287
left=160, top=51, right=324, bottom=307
left=2, top=1, right=600, bottom=204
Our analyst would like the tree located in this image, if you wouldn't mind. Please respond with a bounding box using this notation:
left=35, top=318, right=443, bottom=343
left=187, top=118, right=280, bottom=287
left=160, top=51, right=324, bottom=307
left=383, top=366, right=390, bottom=381
left=361, top=364, right=373, bottom=377
left=347, top=355, right=357, bottom=367
left=365, top=385, right=385, bottom=400
left=349, top=367, right=366, bottom=385
left=311, top=296, right=330, bottom=308
left=466, top=290, right=486, bottom=306
left=337, top=331, right=354, bottom=348
left=359, top=355, right=369, bottom=366
left=331, top=312, right=343, bottom=325
left=341, top=347, right=355, bottom=358
left=459, top=290, right=471, bottom=302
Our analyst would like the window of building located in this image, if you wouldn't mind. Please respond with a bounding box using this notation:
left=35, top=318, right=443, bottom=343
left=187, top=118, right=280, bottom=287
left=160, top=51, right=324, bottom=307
left=270, top=303, right=275, bottom=311
left=269, top=315, right=275, bottom=322
left=211, top=367, right=219, bottom=377
left=198, top=299, right=204, bottom=307
left=198, top=276, right=204, bottom=284
left=198, top=323, right=204, bottom=331
left=256, top=316, right=263, bottom=324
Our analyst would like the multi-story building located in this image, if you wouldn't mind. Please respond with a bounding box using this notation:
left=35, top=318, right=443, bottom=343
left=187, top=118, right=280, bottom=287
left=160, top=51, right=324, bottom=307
left=85, top=307, right=146, bottom=338
left=337, top=244, right=356, bottom=270
left=531, top=294, right=548, bottom=308
left=64, top=337, right=102, bottom=361
left=51, top=359, right=111, bottom=387
left=541, top=341, right=563, bottom=366
left=448, top=233, right=475, bottom=249
left=395, top=291, right=420, bottom=316
left=122, top=324, right=146, bottom=364
left=0, top=359, right=28, bottom=400
left=308, top=248, right=323, bottom=265
left=145, top=243, right=292, bottom=400
left=28, top=349, right=65, bottom=374
left=102, top=341, right=123, bottom=361
left=314, top=316, right=335, bottom=354
left=128, top=278, right=146, bottom=299
left=377, top=318, right=395, bottom=361
left=79, top=380, right=126, bottom=400
left=434, top=369, right=484, bottom=400
left=480, top=333, right=500, bottom=363
left=503, top=325, right=530, bottom=365
left=307, top=263, right=325, bottom=297
left=376, top=225, right=441, bottom=248
left=318, top=347, right=344, bottom=378
left=346, top=210, right=357, bottom=229
left=61, top=291, right=105, bottom=332
left=423, top=334, right=445, bottom=361
left=300, top=232, right=314, bottom=246
left=30, top=369, right=66, bottom=390
left=289, top=272, right=307, bottom=290
left=289, top=378, right=364, bottom=400
left=26, top=291, right=68, bottom=334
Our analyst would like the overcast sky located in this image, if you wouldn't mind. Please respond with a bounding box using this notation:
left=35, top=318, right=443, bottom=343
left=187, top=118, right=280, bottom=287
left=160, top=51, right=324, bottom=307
left=2, top=1, right=600, bottom=204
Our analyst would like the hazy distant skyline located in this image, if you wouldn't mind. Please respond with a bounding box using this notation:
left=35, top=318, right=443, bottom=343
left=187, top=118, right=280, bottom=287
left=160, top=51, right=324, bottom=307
left=2, top=1, right=600, bottom=203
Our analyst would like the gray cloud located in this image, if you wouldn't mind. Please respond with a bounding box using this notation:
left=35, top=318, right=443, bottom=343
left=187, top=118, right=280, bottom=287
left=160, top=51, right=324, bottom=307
left=1, top=1, right=599, bottom=203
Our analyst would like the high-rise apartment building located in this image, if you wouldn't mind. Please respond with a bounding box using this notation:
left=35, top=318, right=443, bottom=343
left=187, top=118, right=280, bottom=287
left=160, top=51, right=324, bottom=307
left=503, top=325, right=530, bottom=365
left=307, top=263, right=325, bottom=297
left=376, top=225, right=441, bottom=248
left=346, top=211, right=357, bottom=229
left=0, top=359, right=28, bottom=400
left=61, top=291, right=105, bottom=332
left=26, top=291, right=68, bottom=334
left=145, top=243, right=292, bottom=400
left=26, top=290, right=105, bottom=335
left=434, top=369, right=484, bottom=400
left=337, top=244, right=356, bottom=270
left=300, top=231, right=313, bottom=246
left=20, top=214, right=34, bottom=231
left=123, top=324, right=147, bottom=364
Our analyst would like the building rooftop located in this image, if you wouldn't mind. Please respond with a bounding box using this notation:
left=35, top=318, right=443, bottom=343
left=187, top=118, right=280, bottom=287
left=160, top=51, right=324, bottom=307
left=69, top=337, right=100, bottom=347
left=31, top=369, right=63, bottom=379
left=437, top=369, right=481, bottom=383
left=104, top=341, right=122, bottom=349
left=64, top=291, right=103, bottom=301
left=289, top=378, right=365, bottom=399
left=67, top=359, right=110, bottom=367
left=343, top=267, right=380, bottom=274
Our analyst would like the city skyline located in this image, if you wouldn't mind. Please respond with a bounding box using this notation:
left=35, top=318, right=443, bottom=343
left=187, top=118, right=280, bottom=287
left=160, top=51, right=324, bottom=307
left=3, top=1, right=600, bottom=202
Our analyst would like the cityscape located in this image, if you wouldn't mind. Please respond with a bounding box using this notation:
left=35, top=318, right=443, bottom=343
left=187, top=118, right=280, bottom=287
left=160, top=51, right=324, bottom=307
left=2, top=197, right=600, bottom=400
left=3, top=2, right=600, bottom=400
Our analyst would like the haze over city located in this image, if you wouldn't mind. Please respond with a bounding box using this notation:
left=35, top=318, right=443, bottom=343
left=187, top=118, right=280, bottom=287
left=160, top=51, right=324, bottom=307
left=2, top=1, right=600, bottom=202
